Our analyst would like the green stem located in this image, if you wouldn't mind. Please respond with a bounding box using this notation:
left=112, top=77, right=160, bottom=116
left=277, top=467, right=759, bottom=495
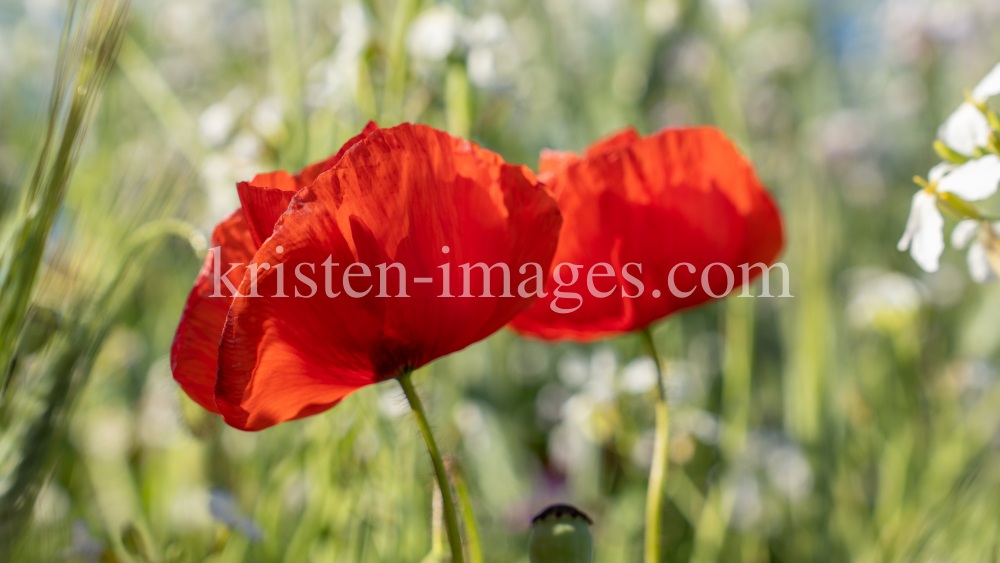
left=641, top=328, right=669, bottom=563
left=399, top=371, right=465, bottom=563
left=453, top=465, right=483, bottom=563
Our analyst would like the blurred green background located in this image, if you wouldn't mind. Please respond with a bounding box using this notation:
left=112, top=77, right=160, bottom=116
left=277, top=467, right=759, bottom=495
left=3, top=0, right=1000, bottom=561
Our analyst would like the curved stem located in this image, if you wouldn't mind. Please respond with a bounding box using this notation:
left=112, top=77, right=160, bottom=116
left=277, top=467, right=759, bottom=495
left=641, top=328, right=670, bottom=563
left=399, top=371, right=465, bottom=563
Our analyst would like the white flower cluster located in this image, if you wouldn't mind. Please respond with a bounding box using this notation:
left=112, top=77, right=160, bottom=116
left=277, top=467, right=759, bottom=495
left=407, top=7, right=513, bottom=88
left=307, top=2, right=370, bottom=111
left=898, top=62, right=1000, bottom=281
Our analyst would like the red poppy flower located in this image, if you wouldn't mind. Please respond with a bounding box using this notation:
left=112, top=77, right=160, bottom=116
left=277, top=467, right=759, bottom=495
left=509, top=126, right=784, bottom=342
left=171, top=122, right=380, bottom=413
left=173, top=123, right=562, bottom=431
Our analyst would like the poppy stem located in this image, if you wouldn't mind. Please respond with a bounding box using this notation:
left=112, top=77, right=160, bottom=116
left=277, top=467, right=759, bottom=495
left=398, top=370, right=465, bottom=563
left=640, top=328, right=669, bottom=563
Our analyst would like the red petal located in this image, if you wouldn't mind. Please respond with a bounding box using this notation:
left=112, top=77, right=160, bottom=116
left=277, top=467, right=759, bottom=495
left=171, top=122, right=383, bottom=415
left=246, top=170, right=299, bottom=192
left=510, top=126, right=783, bottom=341
left=584, top=127, right=640, bottom=158
left=170, top=209, right=256, bottom=412
left=237, top=183, right=297, bottom=248
left=214, top=123, right=562, bottom=430
left=296, top=121, right=380, bottom=186
left=536, top=126, right=638, bottom=187
left=538, top=149, right=580, bottom=187
left=238, top=122, right=381, bottom=248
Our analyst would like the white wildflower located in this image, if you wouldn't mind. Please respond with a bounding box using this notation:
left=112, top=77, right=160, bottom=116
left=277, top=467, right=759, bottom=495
left=938, top=103, right=991, bottom=156
left=251, top=97, right=284, bottom=141
left=847, top=270, right=924, bottom=330
left=937, top=154, right=1000, bottom=201
left=618, top=357, right=657, bottom=395
left=937, top=60, right=1000, bottom=155
left=971, top=61, right=1000, bottom=103
left=198, top=102, right=235, bottom=147
left=308, top=2, right=369, bottom=110
left=929, top=161, right=956, bottom=183
left=407, top=6, right=462, bottom=61
left=898, top=189, right=944, bottom=272
left=464, top=12, right=507, bottom=46
left=951, top=219, right=1000, bottom=283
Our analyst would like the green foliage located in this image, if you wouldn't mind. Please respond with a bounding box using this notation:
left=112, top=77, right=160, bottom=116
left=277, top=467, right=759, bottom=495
left=0, top=0, right=130, bottom=395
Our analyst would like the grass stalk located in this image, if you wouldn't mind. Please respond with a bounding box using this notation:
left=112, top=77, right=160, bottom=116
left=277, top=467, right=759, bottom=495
left=0, top=0, right=131, bottom=399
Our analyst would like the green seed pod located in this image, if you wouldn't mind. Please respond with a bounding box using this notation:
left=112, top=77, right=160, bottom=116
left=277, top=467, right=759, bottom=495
left=528, top=504, right=594, bottom=563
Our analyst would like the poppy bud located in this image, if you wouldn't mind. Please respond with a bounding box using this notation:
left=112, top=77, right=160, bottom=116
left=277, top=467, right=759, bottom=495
left=528, top=504, right=594, bottom=563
